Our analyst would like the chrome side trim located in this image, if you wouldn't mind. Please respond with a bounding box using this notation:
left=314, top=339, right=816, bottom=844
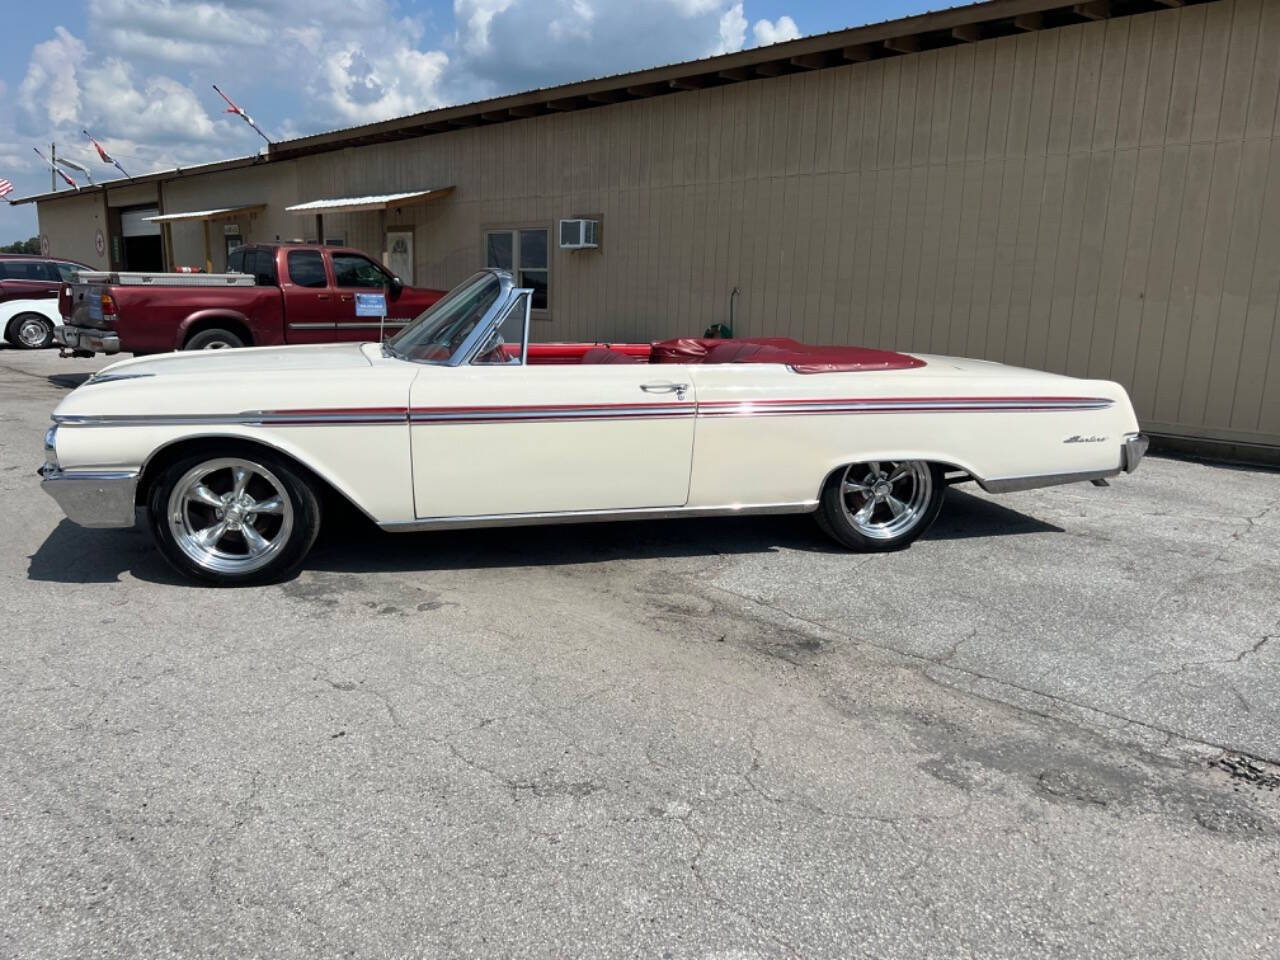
left=53, top=411, right=408, bottom=427
left=978, top=467, right=1121, bottom=494
left=287, top=322, right=411, bottom=331
left=698, top=397, right=1114, bottom=417
left=40, top=466, right=139, bottom=528
left=87, top=372, right=156, bottom=385
left=409, top=404, right=693, bottom=425
left=382, top=500, right=819, bottom=532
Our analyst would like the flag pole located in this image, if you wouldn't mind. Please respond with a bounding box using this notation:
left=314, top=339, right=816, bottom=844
left=34, top=147, right=78, bottom=190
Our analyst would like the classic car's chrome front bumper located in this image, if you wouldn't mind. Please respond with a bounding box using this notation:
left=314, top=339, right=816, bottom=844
left=40, top=464, right=139, bottom=528
left=56, top=324, right=120, bottom=355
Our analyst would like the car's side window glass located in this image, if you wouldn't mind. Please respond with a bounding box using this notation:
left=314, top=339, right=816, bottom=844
left=472, top=293, right=529, bottom=366
left=332, top=253, right=388, bottom=289
left=251, top=250, right=277, bottom=286
left=287, top=250, right=327, bottom=288
left=227, top=249, right=244, bottom=273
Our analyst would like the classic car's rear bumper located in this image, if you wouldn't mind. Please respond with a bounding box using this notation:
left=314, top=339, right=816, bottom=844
left=1121, top=433, right=1149, bottom=473
left=979, top=433, right=1148, bottom=494
left=56, top=324, right=120, bottom=355
left=40, top=465, right=139, bottom=528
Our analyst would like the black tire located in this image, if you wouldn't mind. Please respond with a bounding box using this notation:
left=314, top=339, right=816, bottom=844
left=815, top=460, right=945, bottom=552
left=147, top=447, right=321, bottom=586
left=184, top=328, right=246, bottom=351
left=6, top=313, right=55, bottom=350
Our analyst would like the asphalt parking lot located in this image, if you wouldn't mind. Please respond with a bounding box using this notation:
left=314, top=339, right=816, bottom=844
left=2, top=345, right=1278, bottom=959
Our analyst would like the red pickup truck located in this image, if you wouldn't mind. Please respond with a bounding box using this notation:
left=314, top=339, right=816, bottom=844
left=58, top=243, right=444, bottom=355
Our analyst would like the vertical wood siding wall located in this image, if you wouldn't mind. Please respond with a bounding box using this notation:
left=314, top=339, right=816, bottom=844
left=35, top=0, right=1280, bottom=447
left=352, top=0, right=1279, bottom=447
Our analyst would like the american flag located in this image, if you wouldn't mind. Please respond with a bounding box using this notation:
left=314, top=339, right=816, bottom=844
left=0, top=179, right=13, bottom=200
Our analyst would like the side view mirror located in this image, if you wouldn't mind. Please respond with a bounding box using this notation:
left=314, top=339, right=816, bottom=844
left=389, top=276, right=404, bottom=297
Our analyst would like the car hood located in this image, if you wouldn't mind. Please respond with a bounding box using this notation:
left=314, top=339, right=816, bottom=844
left=90, top=342, right=374, bottom=381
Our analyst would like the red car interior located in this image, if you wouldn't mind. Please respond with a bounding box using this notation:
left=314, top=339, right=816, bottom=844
left=519, top=338, right=926, bottom=373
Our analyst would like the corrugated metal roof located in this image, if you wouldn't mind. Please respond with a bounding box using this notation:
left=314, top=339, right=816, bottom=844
left=144, top=204, right=265, bottom=222
left=284, top=187, right=454, bottom=214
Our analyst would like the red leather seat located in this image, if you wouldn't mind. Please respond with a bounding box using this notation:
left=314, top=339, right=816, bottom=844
left=580, top=346, right=643, bottom=364
left=650, top=337, right=925, bottom=373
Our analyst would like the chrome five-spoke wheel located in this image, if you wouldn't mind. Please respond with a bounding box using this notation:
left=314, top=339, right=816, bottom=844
left=168, top=459, right=294, bottom=574
left=817, top=459, right=944, bottom=551
left=150, top=449, right=320, bottom=585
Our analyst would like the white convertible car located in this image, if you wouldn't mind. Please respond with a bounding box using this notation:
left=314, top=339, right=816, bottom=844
left=41, top=269, right=1147, bottom=585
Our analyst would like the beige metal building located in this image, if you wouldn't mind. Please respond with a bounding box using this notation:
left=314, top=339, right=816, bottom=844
left=20, top=0, right=1280, bottom=455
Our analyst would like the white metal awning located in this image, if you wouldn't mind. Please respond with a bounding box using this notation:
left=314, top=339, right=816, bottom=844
left=284, top=187, right=454, bottom=215
left=144, top=204, right=266, bottom=223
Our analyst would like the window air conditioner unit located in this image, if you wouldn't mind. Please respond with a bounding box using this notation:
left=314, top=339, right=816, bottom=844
left=559, top=219, right=599, bottom=250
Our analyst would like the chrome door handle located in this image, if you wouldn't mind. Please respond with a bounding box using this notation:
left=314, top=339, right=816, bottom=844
left=641, top=381, right=688, bottom=401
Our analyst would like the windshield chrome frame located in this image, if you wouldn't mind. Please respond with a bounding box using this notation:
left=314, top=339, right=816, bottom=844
left=439, top=268, right=517, bottom=367
left=387, top=268, right=518, bottom=367
left=461, top=286, right=534, bottom=366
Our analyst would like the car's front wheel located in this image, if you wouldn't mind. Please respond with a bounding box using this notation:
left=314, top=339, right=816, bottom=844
left=6, top=313, right=55, bottom=349
left=815, top=460, right=944, bottom=551
left=147, top=450, right=321, bottom=585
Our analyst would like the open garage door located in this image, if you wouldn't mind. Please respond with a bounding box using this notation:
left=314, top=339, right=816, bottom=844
left=119, top=206, right=164, bottom=271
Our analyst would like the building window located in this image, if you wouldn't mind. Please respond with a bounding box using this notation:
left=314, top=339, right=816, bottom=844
left=485, top=228, right=548, bottom=311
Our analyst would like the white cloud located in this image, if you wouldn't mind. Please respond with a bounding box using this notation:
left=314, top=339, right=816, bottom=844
left=455, top=0, right=519, bottom=54
left=752, top=14, right=800, bottom=47
left=10, top=1, right=804, bottom=187
left=18, top=27, right=85, bottom=130
left=714, top=2, right=747, bottom=55
left=323, top=45, right=451, bottom=122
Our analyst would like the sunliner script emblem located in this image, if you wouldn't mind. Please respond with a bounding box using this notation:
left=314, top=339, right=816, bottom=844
left=1063, top=434, right=1108, bottom=444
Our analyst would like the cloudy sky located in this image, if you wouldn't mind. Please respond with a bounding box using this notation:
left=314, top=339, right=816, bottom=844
left=1, top=0, right=936, bottom=240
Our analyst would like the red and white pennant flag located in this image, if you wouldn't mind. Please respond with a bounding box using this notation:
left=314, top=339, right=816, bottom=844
left=0, top=179, right=13, bottom=201
left=82, top=130, right=131, bottom=178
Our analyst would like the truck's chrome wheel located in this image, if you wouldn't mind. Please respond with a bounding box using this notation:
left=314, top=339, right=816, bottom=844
left=839, top=460, right=933, bottom=540
left=167, top=458, right=294, bottom=575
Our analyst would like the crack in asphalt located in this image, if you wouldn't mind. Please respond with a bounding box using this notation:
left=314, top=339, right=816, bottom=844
left=703, top=581, right=1280, bottom=767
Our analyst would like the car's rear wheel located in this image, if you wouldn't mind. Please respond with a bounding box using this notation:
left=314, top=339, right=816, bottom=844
left=815, top=460, right=944, bottom=551
left=147, top=451, right=320, bottom=585
left=184, top=328, right=245, bottom=350
left=6, top=313, right=55, bottom=349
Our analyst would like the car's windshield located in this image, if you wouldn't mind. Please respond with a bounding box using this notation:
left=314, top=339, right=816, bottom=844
left=385, top=272, right=502, bottom=363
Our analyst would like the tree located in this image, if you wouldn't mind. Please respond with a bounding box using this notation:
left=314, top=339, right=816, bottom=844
left=0, top=238, right=41, bottom=254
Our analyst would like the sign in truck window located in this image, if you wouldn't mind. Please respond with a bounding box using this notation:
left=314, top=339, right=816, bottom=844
left=354, top=292, right=387, bottom=317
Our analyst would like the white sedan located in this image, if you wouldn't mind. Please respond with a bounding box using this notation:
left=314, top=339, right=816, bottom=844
left=40, top=269, right=1147, bottom=585
left=2, top=298, right=61, bottom=350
